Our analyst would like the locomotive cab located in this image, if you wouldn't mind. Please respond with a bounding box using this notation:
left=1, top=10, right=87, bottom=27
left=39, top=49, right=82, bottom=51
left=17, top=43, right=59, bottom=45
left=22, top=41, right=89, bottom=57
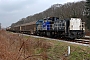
left=42, top=17, right=59, bottom=31
left=42, top=17, right=59, bottom=37
left=35, top=20, right=43, bottom=35
left=68, top=18, right=85, bottom=39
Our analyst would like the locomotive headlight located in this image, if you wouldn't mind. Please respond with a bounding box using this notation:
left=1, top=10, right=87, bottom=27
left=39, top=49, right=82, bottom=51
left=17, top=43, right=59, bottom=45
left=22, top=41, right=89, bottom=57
left=78, top=32, right=80, bottom=34
left=78, top=32, right=81, bottom=35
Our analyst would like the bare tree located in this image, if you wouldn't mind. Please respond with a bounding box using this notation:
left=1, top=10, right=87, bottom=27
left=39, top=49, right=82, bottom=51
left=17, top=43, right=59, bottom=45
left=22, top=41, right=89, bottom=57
left=11, top=1, right=86, bottom=27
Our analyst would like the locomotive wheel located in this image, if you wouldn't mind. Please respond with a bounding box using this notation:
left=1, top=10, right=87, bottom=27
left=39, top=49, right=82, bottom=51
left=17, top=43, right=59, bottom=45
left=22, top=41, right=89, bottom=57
left=46, top=32, right=51, bottom=37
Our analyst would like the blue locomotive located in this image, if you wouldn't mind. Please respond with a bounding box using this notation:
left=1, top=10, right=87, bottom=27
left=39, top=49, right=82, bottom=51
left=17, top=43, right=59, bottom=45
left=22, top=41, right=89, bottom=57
left=36, top=17, right=85, bottom=39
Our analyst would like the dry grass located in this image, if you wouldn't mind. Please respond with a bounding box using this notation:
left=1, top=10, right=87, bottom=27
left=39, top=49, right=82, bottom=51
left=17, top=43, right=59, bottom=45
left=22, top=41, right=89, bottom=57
left=0, top=30, right=90, bottom=60
left=0, top=30, right=52, bottom=60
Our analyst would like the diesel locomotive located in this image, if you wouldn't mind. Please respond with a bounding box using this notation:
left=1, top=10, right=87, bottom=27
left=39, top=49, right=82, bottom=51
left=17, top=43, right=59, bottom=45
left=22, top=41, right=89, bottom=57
left=36, top=17, right=85, bottom=39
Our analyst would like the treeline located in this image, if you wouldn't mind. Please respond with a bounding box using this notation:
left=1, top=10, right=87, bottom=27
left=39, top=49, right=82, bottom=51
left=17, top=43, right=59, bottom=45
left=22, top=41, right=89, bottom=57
left=86, top=0, right=90, bottom=30
left=0, top=23, right=1, bottom=29
left=11, top=1, right=86, bottom=27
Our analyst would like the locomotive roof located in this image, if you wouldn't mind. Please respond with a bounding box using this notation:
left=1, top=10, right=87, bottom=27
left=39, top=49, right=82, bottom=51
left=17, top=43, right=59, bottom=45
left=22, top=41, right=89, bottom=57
left=14, top=21, right=36, bottom=27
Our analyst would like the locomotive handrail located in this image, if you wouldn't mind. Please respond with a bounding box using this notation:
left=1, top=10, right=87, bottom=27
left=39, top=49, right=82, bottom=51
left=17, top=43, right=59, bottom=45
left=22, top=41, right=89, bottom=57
left=80, top=22, right=85, bottom=31
left=37, top=23, right=66, bottom=31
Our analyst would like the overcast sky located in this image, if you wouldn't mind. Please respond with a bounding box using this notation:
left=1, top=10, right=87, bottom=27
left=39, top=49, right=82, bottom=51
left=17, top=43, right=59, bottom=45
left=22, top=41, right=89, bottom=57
left=0, top=0, right=84, bottom=28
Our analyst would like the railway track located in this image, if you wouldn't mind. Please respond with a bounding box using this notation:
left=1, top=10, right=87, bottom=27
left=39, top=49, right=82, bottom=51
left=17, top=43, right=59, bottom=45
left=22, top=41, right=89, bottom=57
left=31, top=35, right=90, bottom=46
left=74, top=39, right=90, bottom=44
left=12, top=32, right=90, bottom=47
left=57, top=37, right=90, bottom=45
left=68, top=36, right=90, bottom=44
